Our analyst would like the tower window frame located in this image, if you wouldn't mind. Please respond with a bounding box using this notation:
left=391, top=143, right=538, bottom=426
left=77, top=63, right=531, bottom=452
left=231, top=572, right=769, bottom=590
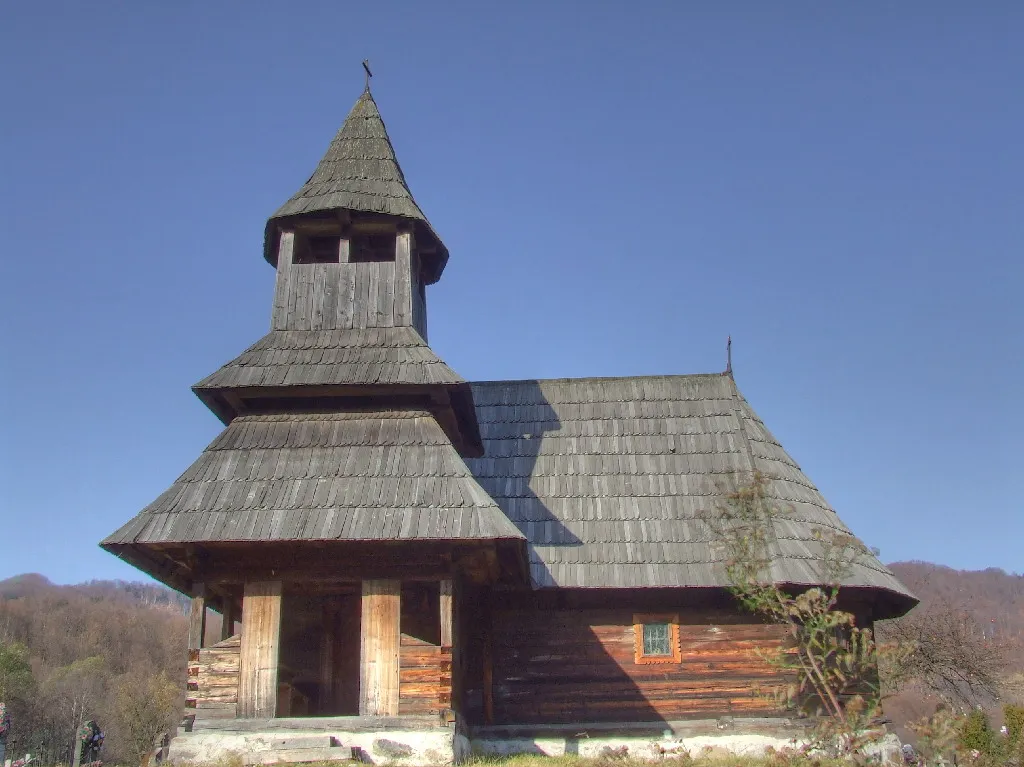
left=293, top=234, right=342, bottom=265
left=633, top=613, right=681, bottom=665
left=349, top=233, right=396, bottom=263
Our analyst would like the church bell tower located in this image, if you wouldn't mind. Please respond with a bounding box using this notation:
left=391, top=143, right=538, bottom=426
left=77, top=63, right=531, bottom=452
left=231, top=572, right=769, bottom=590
left=191, top=85, right=483, bottom=455
left=102, top=78, right=526, bottom=723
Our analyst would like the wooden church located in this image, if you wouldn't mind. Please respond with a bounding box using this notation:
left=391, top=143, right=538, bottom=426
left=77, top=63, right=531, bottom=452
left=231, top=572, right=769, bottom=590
left=101, top=81, right=916, bottom=764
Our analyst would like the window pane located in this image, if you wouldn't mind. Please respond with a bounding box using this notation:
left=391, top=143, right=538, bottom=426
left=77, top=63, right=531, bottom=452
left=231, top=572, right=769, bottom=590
left=643, top=623, right=671, bottom=656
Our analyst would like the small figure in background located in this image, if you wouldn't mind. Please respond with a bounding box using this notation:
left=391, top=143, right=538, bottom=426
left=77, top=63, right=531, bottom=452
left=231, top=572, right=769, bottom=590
left=0, top=702, right=11, bottom=765
left=901, top=743, right=918, bottom=765
left=77, top=720, right=104, bottom=766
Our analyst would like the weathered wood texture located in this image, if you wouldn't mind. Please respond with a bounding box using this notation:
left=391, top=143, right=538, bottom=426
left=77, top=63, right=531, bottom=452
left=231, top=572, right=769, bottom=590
left=271, top=231, right=426, bottom=333
left=481, top=607, right=791, bottom=724
left=399, top=634, right=452, bottom=715
left=188, top=584, right=207, bottom=650
left=186, top=633, right=241, bottom=721
left=319, top=605, right=336, bottom=711
left=221, top=600, right=238, bottom=642
left=265, top=90, right=448, bottom=285
left=360, top=579, right=400, bottom=716
left=439, top=579, right=453, bottom=649
left=238, top=581, right=282, bottom=718
left=398, top=234, right=427, bottom=341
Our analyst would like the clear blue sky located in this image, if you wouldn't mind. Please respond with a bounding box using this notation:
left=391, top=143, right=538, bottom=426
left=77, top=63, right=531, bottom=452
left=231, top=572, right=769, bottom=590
left=2, top=2, right=1021, bottom=584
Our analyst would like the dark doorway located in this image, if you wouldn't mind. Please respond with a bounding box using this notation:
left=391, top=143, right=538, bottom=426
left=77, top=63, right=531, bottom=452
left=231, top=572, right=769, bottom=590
left=279, top=590, right=361, bottom=715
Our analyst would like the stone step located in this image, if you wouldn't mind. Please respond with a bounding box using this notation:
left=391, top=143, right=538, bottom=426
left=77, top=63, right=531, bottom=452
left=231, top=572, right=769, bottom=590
left=265, top=736, right=335, bottom=750
left=244, top=746, right=356, bottom=765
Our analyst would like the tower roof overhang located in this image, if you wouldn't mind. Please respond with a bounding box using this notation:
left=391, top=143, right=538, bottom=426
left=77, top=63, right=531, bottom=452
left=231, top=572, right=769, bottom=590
left=190, top=327, right=485, bottom=457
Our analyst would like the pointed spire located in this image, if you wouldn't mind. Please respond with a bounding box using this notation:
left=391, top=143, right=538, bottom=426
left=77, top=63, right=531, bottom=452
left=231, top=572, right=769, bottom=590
left=265, top=87, right=448, bottom=281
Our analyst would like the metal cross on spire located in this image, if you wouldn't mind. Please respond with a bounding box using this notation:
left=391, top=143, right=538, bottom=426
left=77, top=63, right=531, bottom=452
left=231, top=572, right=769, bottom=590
left=362, top=60, right=373, bottom=92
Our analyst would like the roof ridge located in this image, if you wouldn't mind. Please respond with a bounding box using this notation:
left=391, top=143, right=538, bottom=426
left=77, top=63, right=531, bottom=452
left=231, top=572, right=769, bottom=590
left=471, top=372, right=733, bottom=386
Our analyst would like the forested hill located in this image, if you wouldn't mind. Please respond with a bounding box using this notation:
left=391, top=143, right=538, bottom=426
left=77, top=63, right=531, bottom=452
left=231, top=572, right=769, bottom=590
left=0, top=574, right=189, bottom=765
left=0, top=572, right=190, bottom=609
left=887, top=561, right=1024, bottom=642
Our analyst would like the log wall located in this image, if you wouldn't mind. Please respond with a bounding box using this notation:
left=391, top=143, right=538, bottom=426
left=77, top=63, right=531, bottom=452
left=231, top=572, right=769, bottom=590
left=186, top=634, right=241, bottom=721
left=398, top=634, right=452, bottom=715
left=486, top=607, right=791, bottom=724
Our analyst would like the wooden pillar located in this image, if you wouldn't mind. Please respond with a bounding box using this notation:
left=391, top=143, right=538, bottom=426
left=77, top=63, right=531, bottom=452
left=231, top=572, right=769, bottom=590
left=339, top=230, right=350, bottom=263
left=271, top=231, right=294, bottom=330
left=482, top=598, right=494, bottom=725
left=439, top=579, right=453, bottom=648
left=440, top=578, right=456, bottom=716
left=187, top=583, right=207, bottom=652
left=395, top=229, right=414, bottom=329
left=238, top=581, right=282, bottom=718
left=220, top=599, right=238, bottom=642
left=359, top=579, right=400, bottom=716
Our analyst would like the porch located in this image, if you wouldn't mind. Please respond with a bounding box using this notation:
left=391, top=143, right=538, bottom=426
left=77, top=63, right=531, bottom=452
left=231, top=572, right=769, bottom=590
left=184, top=577, right=457, bottom=724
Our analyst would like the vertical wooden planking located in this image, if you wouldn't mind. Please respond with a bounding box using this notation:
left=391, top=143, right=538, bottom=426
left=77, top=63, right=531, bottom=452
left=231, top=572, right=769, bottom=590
left=350, top=263, right=367, bottom=328
left=295, top=264, right=312, bottom=330
left=188, top=583, right=207, bottom=651
left=339, top=263, right=355, bottom=328
left=271, top=232, right=294, bottom=330
left=381, top=260, right=396, bottom=327
left=395, top=232, right=413, bottom=327
left=440, top=577, right=456, bottom=716
left=360, top=579, right=400, bottom=716
left=237, top=580, right=282, bottom=718
left=482, top=615, right=494, bottom=725
left=221, top=599, right=237, bottom=642
left=439, top=579, right=453, bottom=648
left=286, top=252, right=300, bottom=329
left=376, top=260, right=390, bottom=327
left=372, top=261, right=383, bottom=327
left=450, top=575, right=462, bottom=713
left=411, top=252, right=428, bottom=340
left=322, top=263, right=340, bottom=330
left=320, top=604, right=337, bottom=712
left=311, top=264, right=326, bottom=329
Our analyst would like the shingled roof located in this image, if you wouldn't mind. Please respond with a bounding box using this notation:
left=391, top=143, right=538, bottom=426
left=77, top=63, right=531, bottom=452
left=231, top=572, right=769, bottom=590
left=466, top=374, right=916, bottom=617
left=191, top=327, right=485, bottom=455
left=194, top=327, right=465, bottom=390
left=101, top=410, right=524, bottom=547
left=265, top=89, right=449, bottom=283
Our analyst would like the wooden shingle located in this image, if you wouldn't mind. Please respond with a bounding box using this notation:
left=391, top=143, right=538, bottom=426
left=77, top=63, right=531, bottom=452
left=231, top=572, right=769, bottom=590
left=465, top=374, right=915, bottom=613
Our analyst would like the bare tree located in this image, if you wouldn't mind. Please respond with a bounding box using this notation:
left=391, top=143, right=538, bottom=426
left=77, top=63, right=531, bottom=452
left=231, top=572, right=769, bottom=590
left=878, top=606, right=1010, bottom=710
left=114, top=671, right=179, bottom=767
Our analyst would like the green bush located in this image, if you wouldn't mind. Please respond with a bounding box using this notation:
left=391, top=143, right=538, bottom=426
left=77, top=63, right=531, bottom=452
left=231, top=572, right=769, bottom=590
left=1006, top=703, right=1024, bottom=746
left=960, top=708, right=993, bottom=753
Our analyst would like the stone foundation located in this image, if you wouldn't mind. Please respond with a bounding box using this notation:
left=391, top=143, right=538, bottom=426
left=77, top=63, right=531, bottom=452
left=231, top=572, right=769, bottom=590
left=167, top=716, right=902, bottom=766
left=168, top=716, right=456, bottom=766
left=468, top=719, right=901, bottom=764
